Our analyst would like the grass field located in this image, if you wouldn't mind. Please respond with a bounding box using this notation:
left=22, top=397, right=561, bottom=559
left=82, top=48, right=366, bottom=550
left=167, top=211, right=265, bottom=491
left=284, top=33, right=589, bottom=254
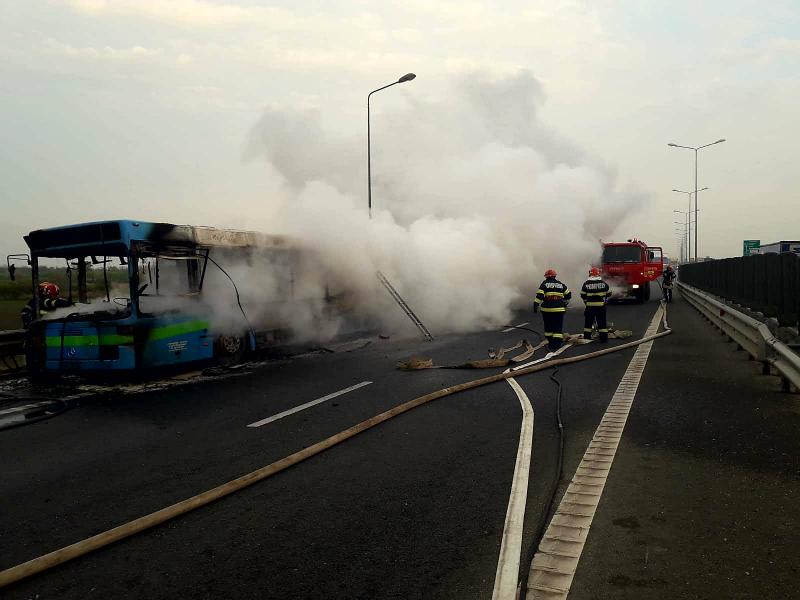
left=0, top=265, right=129, bottom=332
left=0, top=299, right=25, bottom=331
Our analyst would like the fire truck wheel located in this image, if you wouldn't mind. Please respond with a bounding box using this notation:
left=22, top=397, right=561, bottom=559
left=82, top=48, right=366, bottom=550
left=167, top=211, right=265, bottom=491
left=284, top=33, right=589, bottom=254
left=644, top=284, right=651, bottom=301
left=215, top=333, right=246, bottom=366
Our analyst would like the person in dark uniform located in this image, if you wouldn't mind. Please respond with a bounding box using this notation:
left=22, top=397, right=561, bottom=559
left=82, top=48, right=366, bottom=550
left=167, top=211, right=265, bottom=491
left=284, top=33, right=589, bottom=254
left=21, top=282, right=71, bottom=328
left=662, top=264, right=676, bottom=303
left=580, top=267, right=612, bottom=342
left=534, top=269, right=571, bottom=350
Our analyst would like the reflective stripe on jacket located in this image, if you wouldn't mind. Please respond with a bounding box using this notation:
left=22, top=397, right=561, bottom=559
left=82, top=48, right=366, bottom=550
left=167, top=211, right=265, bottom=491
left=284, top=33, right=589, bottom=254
left=580, top=277, right=611, bottom=307
left=535, top=278, right=571, bottom=312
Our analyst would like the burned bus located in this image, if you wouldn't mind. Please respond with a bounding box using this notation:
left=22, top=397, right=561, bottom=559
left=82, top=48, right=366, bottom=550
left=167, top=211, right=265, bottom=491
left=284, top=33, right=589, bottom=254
left=10, top=220, right=339, bottom=375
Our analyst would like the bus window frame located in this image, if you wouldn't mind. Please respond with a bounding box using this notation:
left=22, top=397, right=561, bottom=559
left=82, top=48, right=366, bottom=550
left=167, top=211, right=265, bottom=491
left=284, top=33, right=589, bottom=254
left=132, top=242, right=209, bottom=318
left=28, top=251, right=135, bottom=322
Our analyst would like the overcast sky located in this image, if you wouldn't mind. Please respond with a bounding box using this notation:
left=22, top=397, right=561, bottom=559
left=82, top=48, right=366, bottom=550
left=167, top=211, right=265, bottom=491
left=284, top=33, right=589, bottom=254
left=1, top=0, right=798, bottom=261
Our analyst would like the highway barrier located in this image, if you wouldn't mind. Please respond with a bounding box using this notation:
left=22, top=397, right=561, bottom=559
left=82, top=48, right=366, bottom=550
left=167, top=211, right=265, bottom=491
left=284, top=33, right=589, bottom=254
left=678, top=253, right=800, bottom=327
left=0, top=329, right=25, bottom=375
left=679, top=282, right=800, bottom=393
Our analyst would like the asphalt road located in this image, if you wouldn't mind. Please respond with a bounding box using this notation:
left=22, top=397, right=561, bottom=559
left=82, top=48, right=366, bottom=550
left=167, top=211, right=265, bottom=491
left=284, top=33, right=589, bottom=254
left=570, top=289, right=800, bottom=600
left=1, top=285, right=797, bottom=599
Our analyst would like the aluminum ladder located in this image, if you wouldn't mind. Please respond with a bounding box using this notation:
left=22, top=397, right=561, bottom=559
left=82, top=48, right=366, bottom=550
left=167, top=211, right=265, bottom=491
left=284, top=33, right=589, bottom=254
left=376, top=271, right=434, bottom=341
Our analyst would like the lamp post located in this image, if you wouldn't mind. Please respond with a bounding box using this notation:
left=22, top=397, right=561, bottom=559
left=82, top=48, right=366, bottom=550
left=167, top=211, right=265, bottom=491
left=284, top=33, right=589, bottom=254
left=673, top=222, right=688, bottom=262
left=668, top=139, right=725, bottom=261
left=672, top=187, right=707, bottom=262
left=368, top=73, right=416, bottom=219
left=673, top=221, right=688, bottom=263
left=673, top=210, right=691, bottom=263
left=674, top=238, right=685, bottom=264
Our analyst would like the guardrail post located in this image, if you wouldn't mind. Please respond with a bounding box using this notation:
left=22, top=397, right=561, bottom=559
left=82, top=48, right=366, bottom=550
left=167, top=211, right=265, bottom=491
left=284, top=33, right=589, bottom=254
left=757, top=323, right=772, bottom=374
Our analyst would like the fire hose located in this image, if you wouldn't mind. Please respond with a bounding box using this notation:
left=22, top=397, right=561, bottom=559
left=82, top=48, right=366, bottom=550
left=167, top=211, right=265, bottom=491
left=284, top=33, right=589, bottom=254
left=0, top=304, right=671, bottom=589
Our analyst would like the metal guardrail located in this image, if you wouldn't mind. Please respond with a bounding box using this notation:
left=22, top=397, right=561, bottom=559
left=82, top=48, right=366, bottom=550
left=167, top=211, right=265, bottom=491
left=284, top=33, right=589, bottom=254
left=679, top=282, right=800, bottom=392
left=0, top=329, right=26, bottom=374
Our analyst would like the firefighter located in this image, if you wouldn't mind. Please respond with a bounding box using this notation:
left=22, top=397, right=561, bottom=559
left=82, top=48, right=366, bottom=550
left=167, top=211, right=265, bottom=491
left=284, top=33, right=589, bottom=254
left=534, top=269, right=571, bottom=350
left=580, top=267, right=612, bottom=342
left=662, top=264, right=676, bottom=303
left=21, top=282, right=71, bottom=328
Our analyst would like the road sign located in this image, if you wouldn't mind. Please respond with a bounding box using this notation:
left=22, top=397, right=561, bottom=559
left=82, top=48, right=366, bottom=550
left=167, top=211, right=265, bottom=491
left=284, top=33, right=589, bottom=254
left=743, top=240, right=760, bottom=256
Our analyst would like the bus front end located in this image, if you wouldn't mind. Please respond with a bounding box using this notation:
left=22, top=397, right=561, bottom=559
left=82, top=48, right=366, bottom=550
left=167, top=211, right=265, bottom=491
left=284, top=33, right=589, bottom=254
left=28, top=319, right=138, bottom=373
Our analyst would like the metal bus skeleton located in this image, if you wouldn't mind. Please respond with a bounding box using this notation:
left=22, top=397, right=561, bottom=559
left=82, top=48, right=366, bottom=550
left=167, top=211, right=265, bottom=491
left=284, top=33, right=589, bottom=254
left=13, top=220, right=329, bottom=375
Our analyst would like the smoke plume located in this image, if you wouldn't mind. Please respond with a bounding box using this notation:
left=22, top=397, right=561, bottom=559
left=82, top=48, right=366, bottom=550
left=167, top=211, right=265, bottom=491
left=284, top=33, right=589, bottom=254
left=242, top=70, right=647, bottom=338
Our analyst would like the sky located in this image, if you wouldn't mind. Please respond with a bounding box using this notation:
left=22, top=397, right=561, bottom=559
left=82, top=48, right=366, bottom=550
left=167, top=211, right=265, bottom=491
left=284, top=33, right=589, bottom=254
left=1, top=0, right=798, bottom=263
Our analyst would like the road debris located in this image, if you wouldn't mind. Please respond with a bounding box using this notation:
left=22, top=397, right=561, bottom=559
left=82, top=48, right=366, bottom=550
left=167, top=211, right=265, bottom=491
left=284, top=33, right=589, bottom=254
left=397, top=327, right=631, bottom=371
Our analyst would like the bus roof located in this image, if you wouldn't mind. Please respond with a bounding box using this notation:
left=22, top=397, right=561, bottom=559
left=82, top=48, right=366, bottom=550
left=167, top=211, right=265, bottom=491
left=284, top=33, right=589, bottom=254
left=25, top=219, right=294, bottom=256
left=602, top=239, right=649, bottom=247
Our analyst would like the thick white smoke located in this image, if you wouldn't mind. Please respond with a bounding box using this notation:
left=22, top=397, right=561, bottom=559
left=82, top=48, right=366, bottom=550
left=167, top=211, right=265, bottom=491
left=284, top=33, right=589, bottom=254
left=242, top=70, right=647, bottom=337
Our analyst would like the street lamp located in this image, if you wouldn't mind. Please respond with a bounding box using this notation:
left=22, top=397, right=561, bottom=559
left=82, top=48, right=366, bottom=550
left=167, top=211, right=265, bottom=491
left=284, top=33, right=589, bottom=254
left=673, top=222, right=688, bottom=262
left=668, top=139, right=725, bottom=261
left=367, top=73, right=416, bottom=219
left=672, top=187, right=707, bottom=262
left=673, top=209, right=691, bottom=261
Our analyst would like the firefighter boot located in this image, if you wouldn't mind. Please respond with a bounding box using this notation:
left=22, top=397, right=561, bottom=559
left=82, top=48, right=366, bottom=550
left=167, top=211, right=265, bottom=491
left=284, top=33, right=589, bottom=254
left=583, top=310, right=594, bottom=340
left=597, top=307, right=609, bottom=342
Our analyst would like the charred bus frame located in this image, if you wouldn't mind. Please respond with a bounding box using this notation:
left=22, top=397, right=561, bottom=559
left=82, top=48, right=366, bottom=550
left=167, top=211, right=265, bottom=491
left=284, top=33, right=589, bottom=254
left=11, top=220, right=300, bottom=375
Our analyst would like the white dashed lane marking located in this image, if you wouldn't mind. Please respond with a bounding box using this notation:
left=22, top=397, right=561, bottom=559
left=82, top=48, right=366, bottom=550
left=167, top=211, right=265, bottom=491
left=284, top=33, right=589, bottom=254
left=247, top=381, right=373, bottom=428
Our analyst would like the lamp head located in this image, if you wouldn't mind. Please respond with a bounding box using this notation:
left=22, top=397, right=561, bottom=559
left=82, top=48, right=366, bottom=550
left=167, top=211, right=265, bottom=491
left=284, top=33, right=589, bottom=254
left=398, top=73, right=416, bottom=83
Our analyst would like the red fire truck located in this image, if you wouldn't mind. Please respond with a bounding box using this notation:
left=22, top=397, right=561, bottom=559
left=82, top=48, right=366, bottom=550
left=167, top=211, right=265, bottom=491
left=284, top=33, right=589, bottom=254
left=600, top=239, right=664, bottom=303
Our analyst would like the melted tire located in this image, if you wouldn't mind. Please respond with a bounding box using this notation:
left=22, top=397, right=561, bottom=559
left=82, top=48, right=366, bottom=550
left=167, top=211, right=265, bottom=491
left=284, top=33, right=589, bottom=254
left=215, top=333, right=246, bottom=367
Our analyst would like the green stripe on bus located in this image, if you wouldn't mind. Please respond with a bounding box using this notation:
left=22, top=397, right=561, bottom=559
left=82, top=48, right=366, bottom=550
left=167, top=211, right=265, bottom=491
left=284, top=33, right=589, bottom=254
left=45, top=320, right=209, bottom=347
left=46, top=334, right=134, bottom=347
left=147, top=320, right=209, bottom=341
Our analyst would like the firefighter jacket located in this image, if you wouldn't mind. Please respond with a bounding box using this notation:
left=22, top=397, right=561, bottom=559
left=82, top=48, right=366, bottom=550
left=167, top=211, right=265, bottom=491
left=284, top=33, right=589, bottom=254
left=20, top=298, right=35, bottom=328
left=580, top=277, right=611, bottom=307
left=535, top=278, right=572, bottom=312
left=21, top=297, right=71, bottom=328
left=662, top=269, right=676, bottom=286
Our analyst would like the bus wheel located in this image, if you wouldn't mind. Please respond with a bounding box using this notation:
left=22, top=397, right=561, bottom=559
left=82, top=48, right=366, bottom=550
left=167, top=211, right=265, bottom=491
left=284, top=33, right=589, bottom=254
left=215, top=333, right=246, bottom=366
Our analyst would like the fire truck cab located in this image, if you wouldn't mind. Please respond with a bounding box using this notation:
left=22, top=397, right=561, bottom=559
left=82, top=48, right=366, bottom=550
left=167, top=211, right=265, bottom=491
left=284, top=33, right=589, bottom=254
left=601, top=239, right=664, bottom=303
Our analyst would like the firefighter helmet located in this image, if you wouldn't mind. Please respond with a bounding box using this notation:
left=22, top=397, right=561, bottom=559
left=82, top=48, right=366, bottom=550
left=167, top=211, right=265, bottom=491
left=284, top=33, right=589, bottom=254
left=38, top=282, right=60, bottom=300
left=589, top=267, right=601, bottom=277
left=544, top=269, right=557, bottom=278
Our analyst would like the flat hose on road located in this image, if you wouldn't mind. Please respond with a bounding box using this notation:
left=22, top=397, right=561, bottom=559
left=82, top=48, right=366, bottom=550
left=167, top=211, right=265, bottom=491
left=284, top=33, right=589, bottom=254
left=0, top=398, right=72, bottom=433
left=0, top=306, right=672, bottom=589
